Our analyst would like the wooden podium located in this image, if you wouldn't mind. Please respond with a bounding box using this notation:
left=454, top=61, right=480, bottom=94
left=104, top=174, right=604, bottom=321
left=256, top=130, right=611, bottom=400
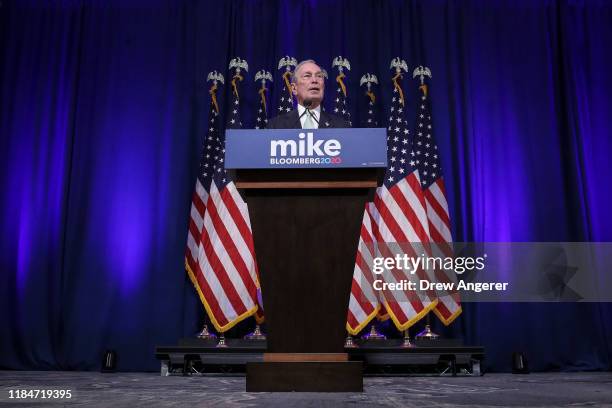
left=226, top=128, right=386, bottom=392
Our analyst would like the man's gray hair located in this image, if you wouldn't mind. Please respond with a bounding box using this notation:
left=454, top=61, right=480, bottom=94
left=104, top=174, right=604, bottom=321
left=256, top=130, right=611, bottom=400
left=291, top=59, right=319, bottom=83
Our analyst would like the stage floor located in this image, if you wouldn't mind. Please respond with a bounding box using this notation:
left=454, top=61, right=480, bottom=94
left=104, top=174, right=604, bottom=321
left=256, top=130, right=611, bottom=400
left=0, top=371, right=611, bottom=407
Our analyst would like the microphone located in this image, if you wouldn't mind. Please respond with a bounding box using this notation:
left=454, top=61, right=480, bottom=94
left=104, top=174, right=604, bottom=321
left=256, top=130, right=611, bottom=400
left=300, top=99, right=320, bottom=124
left=299, top=99, right=312, bottom=118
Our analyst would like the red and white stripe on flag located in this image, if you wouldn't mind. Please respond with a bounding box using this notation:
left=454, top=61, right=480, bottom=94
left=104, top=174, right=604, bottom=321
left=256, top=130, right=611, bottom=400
left=347, top=71, right=461, bottom=334
left=185, top=178, right=260, bottom=332
left=348, top=174, right=442, bottom=334
left=347, top=207, right=381, bottom=335
left=368, top=179, right=440, bottom=331
left=426, top=179, right=462, bottom=324
left=413, top=83, right=461, bottom=325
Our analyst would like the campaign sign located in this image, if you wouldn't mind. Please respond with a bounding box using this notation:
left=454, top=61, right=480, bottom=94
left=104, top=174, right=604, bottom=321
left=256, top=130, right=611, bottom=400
left=225, top=128, right=388, bottom=169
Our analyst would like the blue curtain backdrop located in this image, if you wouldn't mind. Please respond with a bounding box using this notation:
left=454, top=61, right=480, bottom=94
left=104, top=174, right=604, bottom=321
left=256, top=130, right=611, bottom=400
left=1, top=0, right=611, bottom=371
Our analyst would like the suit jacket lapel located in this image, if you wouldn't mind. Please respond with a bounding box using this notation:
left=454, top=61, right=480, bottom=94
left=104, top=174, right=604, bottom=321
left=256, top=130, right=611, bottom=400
left=291, top=110, right=302, bottom=129
left=289, top=109, right=332, bottom=129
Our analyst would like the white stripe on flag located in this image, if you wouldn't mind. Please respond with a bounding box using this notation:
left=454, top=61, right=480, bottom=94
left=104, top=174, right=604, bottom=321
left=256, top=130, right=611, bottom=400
left=348, top=208, right=380, bottom=332
left=187, top=233, right=238, bottom=321
left=226, top=182, right=253, bottom=232
left=196, top=178, right=209, bottom=206
left=367, top=204, right=422, bottom=317
left=190, top=204, right=204, bottom=233
left=201, top=198, right=255, bottom=311
left=426, top=199, right=452, bottom=241
left=396, top=177, right=429, bottom=232
left=354, top=244, right=379, bottom=305
left=348, top=292, right=368, bottom=324
left=428, top=181, right=449, bottom=216
left=209, top=182, right=257, bottom=277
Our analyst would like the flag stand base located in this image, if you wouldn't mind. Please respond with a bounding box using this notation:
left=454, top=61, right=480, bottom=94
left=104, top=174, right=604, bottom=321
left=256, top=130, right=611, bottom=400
left=362, top=324, right=386, bottom=340
left=244, top=324, right=266, bottom=340
left=415, top=324, right=440, bottom=340
left=196, top=324, right=217, bottom=340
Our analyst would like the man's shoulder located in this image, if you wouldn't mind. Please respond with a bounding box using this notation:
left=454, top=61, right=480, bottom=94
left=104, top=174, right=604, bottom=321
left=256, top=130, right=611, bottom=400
left=266, top=110, right=299, bottom=129
left=320, top=111, right=350, bottom=128
left=266, top=109, right=351, bottom=129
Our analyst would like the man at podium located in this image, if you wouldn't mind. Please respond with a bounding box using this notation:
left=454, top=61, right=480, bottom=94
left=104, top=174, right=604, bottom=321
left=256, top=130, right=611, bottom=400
left=267, top=59, right=350, bottom=129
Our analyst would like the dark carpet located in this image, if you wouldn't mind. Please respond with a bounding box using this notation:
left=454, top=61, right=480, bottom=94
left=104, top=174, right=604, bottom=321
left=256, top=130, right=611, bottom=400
left=0, top=371, right=611, bottom=407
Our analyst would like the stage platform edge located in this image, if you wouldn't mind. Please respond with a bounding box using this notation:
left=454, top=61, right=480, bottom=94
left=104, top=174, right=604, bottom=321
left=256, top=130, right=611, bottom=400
left=155, top=338, right=485, bottom=377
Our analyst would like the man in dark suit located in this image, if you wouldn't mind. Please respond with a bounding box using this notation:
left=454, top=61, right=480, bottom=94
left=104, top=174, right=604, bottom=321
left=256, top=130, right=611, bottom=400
left=267, top=59, right=350, bottom=129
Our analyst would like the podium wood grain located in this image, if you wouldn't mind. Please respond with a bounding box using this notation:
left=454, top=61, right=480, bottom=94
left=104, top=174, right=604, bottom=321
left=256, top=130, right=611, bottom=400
left=244, top=187, right=368, bottom=353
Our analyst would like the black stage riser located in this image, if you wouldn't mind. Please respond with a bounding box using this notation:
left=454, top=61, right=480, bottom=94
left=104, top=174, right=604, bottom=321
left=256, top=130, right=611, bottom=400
left=156, top=341, right=485, bottom=377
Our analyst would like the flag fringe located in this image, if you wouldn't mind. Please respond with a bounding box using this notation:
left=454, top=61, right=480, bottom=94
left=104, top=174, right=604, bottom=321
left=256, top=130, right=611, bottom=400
left=185, top=258, right=259, bottom=333
left=384, top=298, right=439, bottom=332
left=433, top=305, right=462, bottom=326
left=346, top=304, right=381, bottom=336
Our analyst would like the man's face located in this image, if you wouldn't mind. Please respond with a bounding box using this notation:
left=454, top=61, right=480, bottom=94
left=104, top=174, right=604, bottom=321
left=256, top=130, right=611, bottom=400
left=292, top=62, right=325, bottom=108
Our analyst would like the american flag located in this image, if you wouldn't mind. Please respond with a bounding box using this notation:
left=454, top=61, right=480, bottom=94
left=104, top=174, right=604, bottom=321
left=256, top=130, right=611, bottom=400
left=254, top=88, right=269, bottom=129
left=185, top=67, right=260, bottom=332
left=348, top=60, right=439, bottom=334
left=276, top=56, right=296, bottom=113
left=411, top=71, right=461, bottom=325
left=347, top=75, right=385, bottom=335
left=252, top=70, right=272, bottom=324
left=332, top=56, right=352, bottom=125
left=227, top=69, right=244, bottom=129
left=254, top=70, right=271, bottom=129
left=363, top=83, right=377, bottom=127
left=360, top=77, right=392, bottom=323
left=347, top=206, right=382, bottom=335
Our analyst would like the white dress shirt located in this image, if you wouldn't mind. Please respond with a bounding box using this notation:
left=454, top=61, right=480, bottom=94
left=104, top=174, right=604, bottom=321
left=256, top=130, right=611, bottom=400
left=297, top=104, right=321, bottom=129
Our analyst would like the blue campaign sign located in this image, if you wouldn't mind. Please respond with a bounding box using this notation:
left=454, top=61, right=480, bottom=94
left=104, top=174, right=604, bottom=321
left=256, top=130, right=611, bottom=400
left=225, top=128, right=388, bottom=169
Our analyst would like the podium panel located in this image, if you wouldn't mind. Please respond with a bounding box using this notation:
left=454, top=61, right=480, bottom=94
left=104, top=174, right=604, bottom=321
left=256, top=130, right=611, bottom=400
left=244, top=187, right=368, bottom=353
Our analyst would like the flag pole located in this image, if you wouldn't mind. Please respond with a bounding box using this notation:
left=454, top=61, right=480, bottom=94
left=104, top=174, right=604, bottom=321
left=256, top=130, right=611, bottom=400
left=401, top=328, right=414, bottom=348
left=243, top=70, right=271, bottom=342
left=216, top=333, right=228, bottom=348
left=412, top=65, right=451, bottom=340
